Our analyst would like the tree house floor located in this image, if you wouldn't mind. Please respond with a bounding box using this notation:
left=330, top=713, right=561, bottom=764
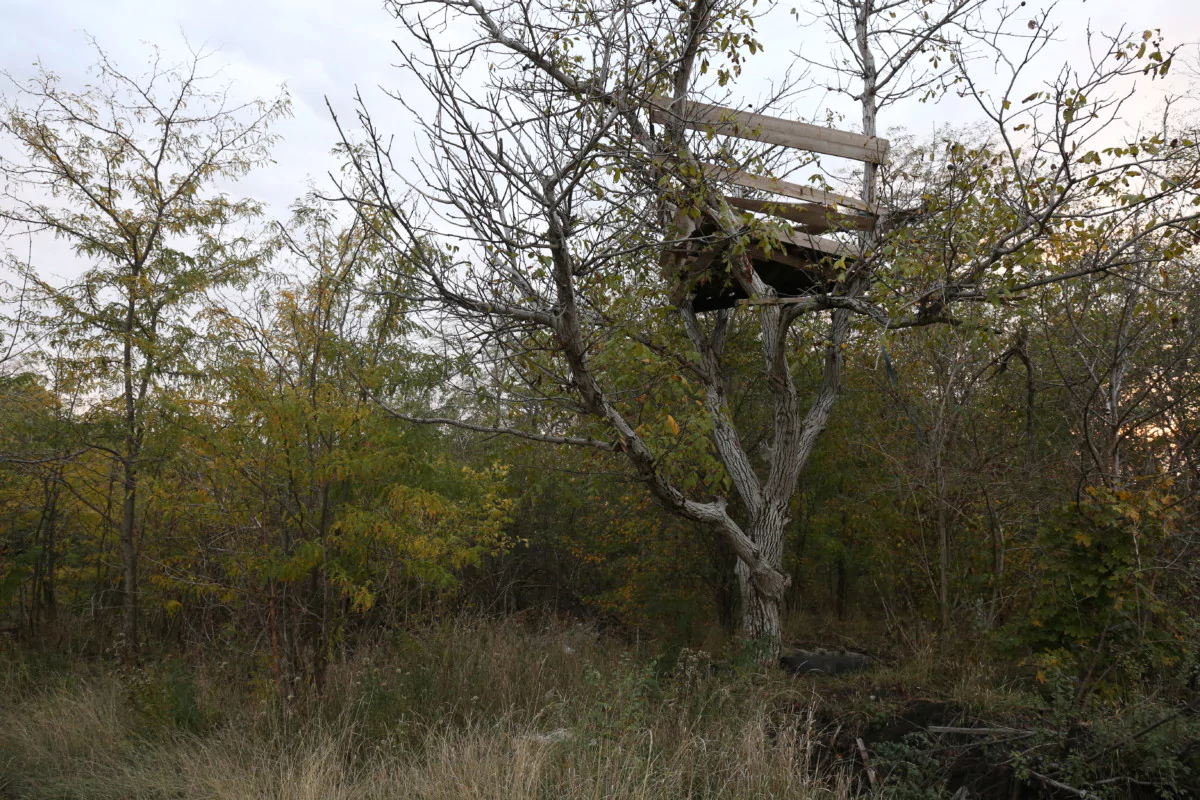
left=680, top=227, right=860, bottom=312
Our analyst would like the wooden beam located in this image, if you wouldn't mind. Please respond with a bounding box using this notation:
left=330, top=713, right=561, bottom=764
left=651, top=97, right=889, bottom=164
left=697, top=162, right=872, bottom=212
left=725, top=196, right=875, bottom=232
left=650, top=157, right=873, bottom=212
left=779, top=229, right=862, bottom=259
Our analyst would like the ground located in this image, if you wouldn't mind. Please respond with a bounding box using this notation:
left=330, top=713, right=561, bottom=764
left=1, top=616, right=1196, bottom=799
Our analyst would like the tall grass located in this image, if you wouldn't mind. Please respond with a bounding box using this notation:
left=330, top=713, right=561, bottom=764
left=0, top=617, right=854, bottom=799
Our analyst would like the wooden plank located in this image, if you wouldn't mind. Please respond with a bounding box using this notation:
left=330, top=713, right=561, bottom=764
left=653, top=97, right=889, bottom=163
left=651, top=97, right=889, bottom=164
left=779, top=229, right=862, bottom=259
left=725, top=196, right=875, bottom=232
left=703, top=163, right=873, bottom=212
left=928, top=727, right=1032, bottom=736
left=726, top=195, right=830, bottom=231
left=650, top=157, right=873, bottom=212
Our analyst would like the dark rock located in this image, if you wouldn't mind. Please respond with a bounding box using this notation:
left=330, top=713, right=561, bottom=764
left=780, top=651, right=875, bottom=676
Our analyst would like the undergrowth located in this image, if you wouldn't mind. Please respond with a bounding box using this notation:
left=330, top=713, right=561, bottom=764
left=0, top=616, right=851, bottom=800
left=3, top=615, right=1197, bottom=799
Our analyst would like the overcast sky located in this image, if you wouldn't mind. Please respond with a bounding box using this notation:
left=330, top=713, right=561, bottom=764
left=2, top=0, right=1197, bottom=239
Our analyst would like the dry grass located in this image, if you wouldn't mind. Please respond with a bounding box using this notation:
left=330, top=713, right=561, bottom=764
left=0, top=618, right=856, bottom=799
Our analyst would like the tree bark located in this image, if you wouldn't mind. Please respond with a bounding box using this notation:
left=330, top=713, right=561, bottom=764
left=736, top=560, right=783, bottom=644
left=121, top=285, right=140, bottom=660
left=120, top=457, right=138, bottom=658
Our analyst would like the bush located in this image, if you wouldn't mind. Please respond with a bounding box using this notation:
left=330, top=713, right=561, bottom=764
left=1008, top=485, right=1197, bottom=691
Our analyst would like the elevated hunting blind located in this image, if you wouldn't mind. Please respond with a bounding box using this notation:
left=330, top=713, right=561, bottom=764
left=650, top=98, right=888, bottom=310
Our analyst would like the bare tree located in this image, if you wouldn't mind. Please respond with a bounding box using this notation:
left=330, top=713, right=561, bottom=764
left=1033, top=252, right=1200, bottom=493
left=333, top=0, right=1200, bottom=653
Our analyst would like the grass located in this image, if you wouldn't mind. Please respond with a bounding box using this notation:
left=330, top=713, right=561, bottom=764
left=0, top=616, right=855, bottom=800
left=6, top=614, right=1195, bottom=799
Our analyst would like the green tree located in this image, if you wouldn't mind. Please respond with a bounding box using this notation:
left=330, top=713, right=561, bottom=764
left=0, top=42, right=290, bottom=656
left=154, top=200, right=514, bottom=690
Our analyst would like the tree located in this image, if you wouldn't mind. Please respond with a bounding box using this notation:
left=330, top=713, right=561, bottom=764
left=334, top=0, right=1200, bottom=654
left=1034, top=258, right=1200, bottom=492
left=0, top=369, right=69, bottom=633
left=0, top=42, right=290, bottom=655
left=155, top=199, right=514, bottom=691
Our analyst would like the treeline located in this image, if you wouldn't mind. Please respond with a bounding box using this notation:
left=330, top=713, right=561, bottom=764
left=1, top=39, right=1199, bottom=702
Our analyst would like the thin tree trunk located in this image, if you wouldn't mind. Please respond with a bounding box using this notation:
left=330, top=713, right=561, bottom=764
left=120, top=457, right=139, bottom=657
left=983, top=489, right=1004, bottom=629
left=314, top=481, right=332, bottom=693
left=836, top=511, right=849, bottom=620
left=121, top=284, right=140, bottom=660
left=937, top=465, right=951, bottom=631
left=855, top=0, right=880, bottom=211
left=42, top=482, right=58, bottom=624
left=29, top=479, right=60, bottom=634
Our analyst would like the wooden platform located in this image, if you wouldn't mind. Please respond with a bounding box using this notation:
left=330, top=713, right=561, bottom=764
left=671, top=221, right=861, bottom=311
left=651, top=97, right=885, bottom=311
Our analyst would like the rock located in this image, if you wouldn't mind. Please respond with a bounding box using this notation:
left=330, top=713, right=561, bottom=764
left=780, top=651, right=875, bottom=676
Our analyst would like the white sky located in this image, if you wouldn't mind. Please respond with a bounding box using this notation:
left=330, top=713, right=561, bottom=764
left=1, top=0, right=1197, bottom=275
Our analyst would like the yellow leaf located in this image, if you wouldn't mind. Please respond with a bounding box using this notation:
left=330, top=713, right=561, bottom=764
left=666, top=415, right=680, bottom=436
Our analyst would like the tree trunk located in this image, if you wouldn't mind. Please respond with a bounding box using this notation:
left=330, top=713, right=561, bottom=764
left=713, top=0, right=882, bottom=654
left=121, top=279, right=140, bottom=661
left=42, top=483, right=57, bottom=624
left=735, top=560, right=783, bottom=648
left=120, top=457, right=139, bottom=658
left=734, top=504, right=791, bottom=655
left=29, top=479, right=59, bottom=635
left=936, top=455, right=951, bottom=631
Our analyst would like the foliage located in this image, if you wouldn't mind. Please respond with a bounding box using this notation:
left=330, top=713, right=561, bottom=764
left=1010, top=485, right=1197, bottom=689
